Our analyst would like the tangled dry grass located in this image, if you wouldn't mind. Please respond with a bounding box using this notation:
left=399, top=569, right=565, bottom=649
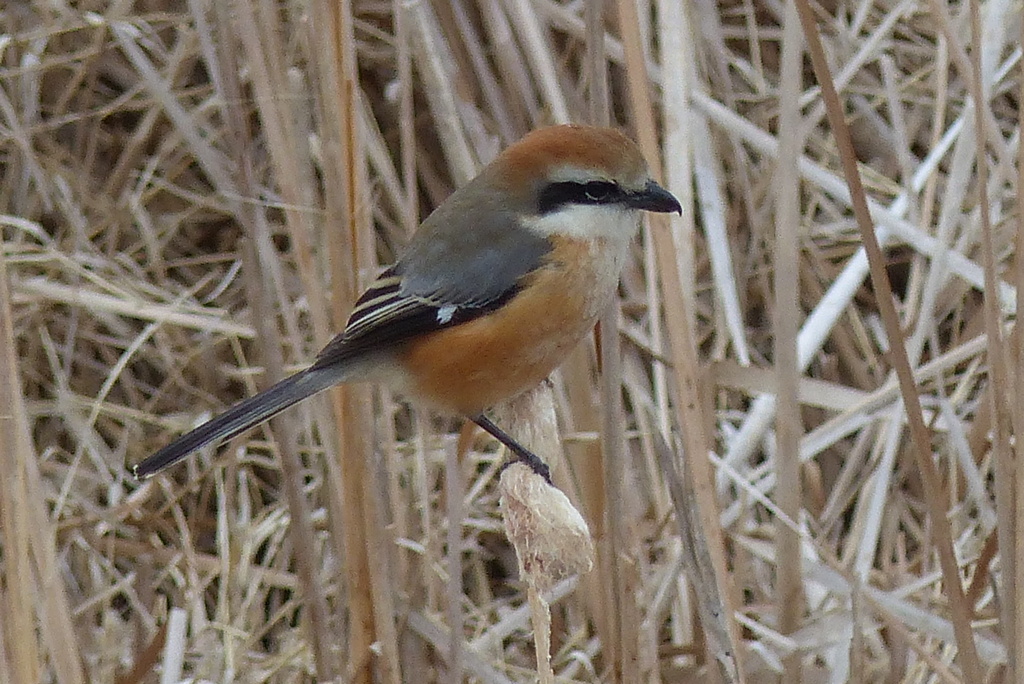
left=1, top=0, right=1021, bottom=682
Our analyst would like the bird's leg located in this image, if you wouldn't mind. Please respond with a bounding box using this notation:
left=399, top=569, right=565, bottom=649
left=471, top=415, right=553, bottom=485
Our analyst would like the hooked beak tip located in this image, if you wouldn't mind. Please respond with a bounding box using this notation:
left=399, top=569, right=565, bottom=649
left=631, top=179, right=682, bottom=215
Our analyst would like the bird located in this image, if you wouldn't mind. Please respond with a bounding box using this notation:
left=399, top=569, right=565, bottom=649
left=133, top=124, right=681, bottom=482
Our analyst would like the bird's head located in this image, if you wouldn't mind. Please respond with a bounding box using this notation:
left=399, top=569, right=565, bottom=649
left=481, top=124, right=682, bottom=241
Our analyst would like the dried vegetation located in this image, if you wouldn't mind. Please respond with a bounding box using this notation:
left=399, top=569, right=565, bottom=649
left=0, top=0, right=1021, bottom=682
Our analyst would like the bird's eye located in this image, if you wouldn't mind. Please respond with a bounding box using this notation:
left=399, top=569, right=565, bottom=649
left=537, top=180, right=621, bottom=213
left=584, top=181, right=615, bottom=201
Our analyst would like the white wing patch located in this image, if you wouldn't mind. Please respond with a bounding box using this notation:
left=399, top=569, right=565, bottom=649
left=436, top=304, right=458, bottom=324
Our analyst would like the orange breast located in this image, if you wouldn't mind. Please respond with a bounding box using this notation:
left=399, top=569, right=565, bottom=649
left=397, top=236, right=620, bottom=415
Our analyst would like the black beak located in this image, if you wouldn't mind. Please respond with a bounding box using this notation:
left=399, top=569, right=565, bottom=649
left=628, top=179, right=682, bottom=215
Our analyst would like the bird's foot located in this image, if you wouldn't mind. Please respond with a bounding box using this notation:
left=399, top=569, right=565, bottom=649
left=472, top=415, right=553, bottom=486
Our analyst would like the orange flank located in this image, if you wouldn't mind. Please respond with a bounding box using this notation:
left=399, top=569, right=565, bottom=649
left=399, top=236, right=615, bottom=415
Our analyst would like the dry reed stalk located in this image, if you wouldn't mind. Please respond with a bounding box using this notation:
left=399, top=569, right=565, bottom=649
left=0, top=253, right=47, bottom=684
left=1014, top=13, right=1024, bottom=681
left=774, top=5, right=806, bottom=684
left=495, top=386, right=594, bottom=683
left=794, top=0, right=982, bottom=679
left=967, top=3, right=1016, bottom=684
left=310, top=2, right=381, bottom=681
left=584, top=3, right=642, bottom=683
left=219, top=3, right=341, bottom=679
left=617, top=1, right=744, bottom=680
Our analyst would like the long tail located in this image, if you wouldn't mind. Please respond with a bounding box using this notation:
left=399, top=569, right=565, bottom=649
left=134, top=367, right=346, bottom=479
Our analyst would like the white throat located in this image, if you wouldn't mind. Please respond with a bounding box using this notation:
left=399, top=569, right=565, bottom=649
left=523, top=204, right=641, bottom=242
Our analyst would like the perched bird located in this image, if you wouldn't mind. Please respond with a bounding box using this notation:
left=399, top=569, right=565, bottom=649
left=134, top=124, right=681, bottom=481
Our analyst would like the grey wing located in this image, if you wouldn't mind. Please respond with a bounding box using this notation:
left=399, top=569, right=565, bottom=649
left=397, top=191, right=551, bottom=305
left=311, top=202, right=550, bottom=370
